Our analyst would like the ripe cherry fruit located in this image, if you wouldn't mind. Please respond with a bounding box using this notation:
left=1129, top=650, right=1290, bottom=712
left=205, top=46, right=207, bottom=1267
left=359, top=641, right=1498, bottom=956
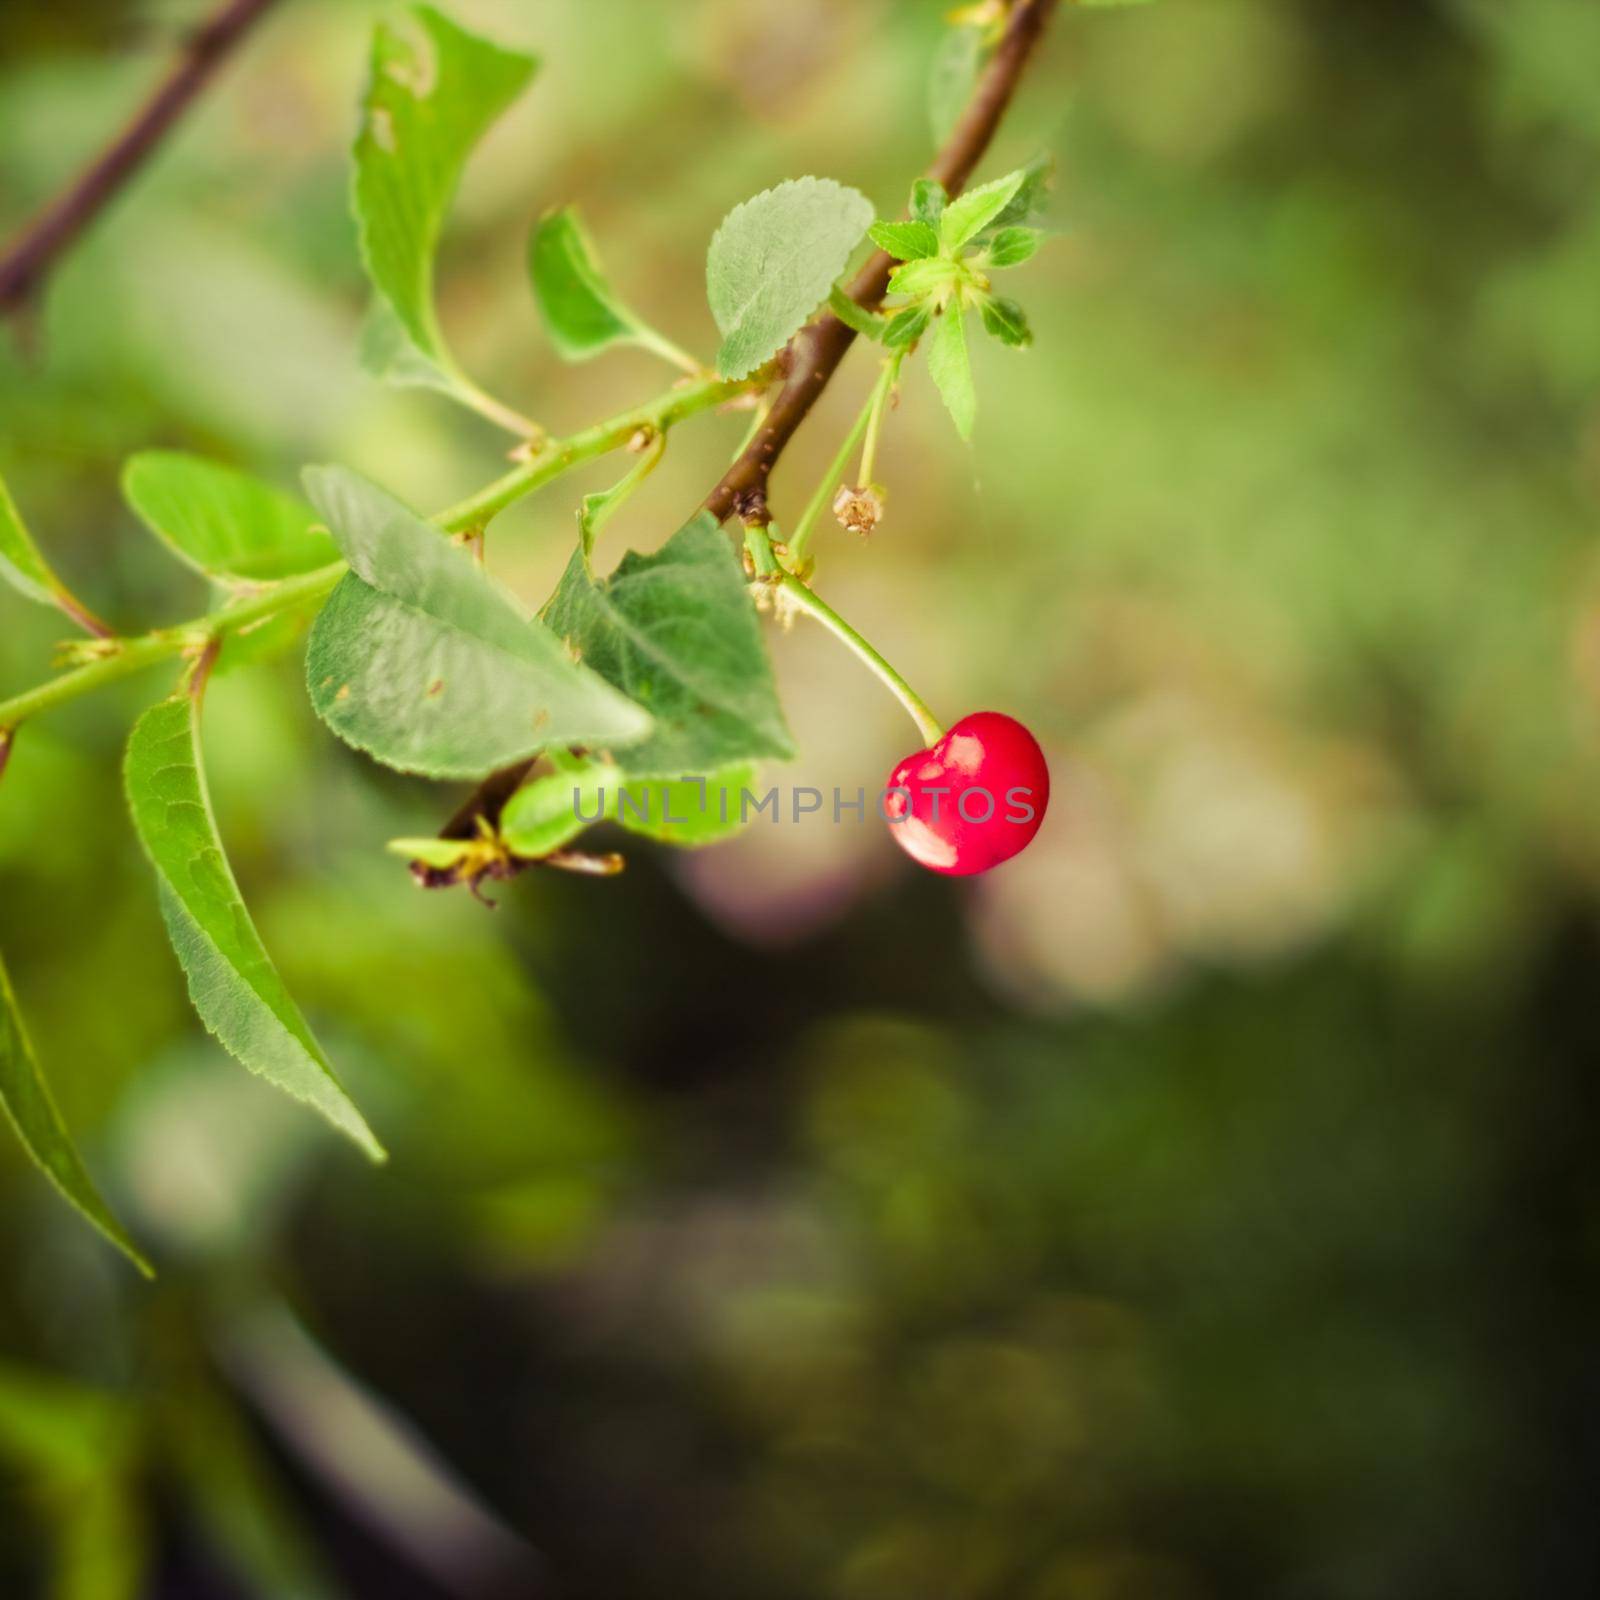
left=883, top=711, right=1050, bottom=876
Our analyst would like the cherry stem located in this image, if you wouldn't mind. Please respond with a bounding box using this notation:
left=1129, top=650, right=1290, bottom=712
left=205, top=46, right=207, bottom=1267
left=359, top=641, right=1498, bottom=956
left=775, top=573, right=944, bottom=746
left=856, top=352, right=901, bottom=491
left=787, top=380, right=879, bottom=567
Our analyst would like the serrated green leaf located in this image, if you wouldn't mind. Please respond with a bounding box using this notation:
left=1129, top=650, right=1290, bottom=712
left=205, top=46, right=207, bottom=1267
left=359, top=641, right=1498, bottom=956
left=910, top=179, right=948, bottom=228
left=984, top=226, right=1043, bottom=268
left=928, top=301, right=976, bottom=439
left=0, top=470, right=67, bottom=609
left=707, top=177, right=874, bottom=378
left=303, top=468, right=649, bottom=778
left=502, top=761, right=757, bottom=857
left=941, top=170, right=1030, bottom=251
left=122, top=453, right=337, bottom=585
left=887, top=257, right=960, bottom=300
left=881, top=305, right=933, bottom=351
left=125, top=692, right=383, bottom=1161
left=352, top=5, right=536, bottom=388
left=530, top=207, right=691, bottom=370
left=928, top=24, right=985, bottom=144
left=868, top=220, right=941, bottom=262
left=542, top=513, right=794, bottom=777
left=984, top=155, right=1055, bottom=235
left=980, top=294, right=1033, bottom=347
left=0, top=952, right=152, bottom=1276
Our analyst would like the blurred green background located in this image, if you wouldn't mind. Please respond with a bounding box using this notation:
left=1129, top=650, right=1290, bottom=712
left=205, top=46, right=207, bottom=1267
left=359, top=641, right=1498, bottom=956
left=4, top=0, right=1600, bottom=1595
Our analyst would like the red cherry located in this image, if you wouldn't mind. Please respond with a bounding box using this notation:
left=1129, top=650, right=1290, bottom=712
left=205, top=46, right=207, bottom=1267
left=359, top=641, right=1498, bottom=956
left=883, top=711, right=1050, bottom=876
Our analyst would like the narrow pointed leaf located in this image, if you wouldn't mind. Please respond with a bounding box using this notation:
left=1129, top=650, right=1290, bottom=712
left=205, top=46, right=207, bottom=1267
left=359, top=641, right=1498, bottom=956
left=542, top=513, right=794, bottom=777
left=928, top=301, right=976, bottom=439
left=304, top=468, right=649, bottom=778
left=0, top=470, right=105, bottom=632
left=125, top=693, right=383, bottom=1160
left=530, top=207, right=687, bottom=367
left=0, top=471, right=64, bottom=608
left=940, top=170, right=1029, bottom=251
left=707, top=177, right=874, bottom=378
left=983, top=155, right=1054, bottom=234
left=0, top=952, right=152, bottom=1275
left=353, top=5, right=537, bottom=389
left=122, top=453, right=337, bottom=584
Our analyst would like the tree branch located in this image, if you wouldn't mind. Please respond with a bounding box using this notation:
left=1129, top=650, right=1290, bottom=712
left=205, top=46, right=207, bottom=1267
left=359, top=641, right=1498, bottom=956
left=419, top=0, right=1061, bottom=887
left=0, top=0, right=282, bottom=320
left=703, top=0, right=1059, bottom=525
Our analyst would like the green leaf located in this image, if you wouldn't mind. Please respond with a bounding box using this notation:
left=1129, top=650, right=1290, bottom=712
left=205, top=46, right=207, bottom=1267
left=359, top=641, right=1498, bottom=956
left=828, top=284, right=887, bottom=340
left=125, top=692, right=383, bottom=1161
left=614, top=766, right=758, bottom=847
left=122, top=453, right=338, bottom=584
left=928, top=24, right=985, bottom=144
left=303, top=468, right=649, bottom=778
left=887, top=257, right=960, bottom=300
left=882, top=305, right=933, bottom=351
left=0, top=469, right=68, bottom=609
left=979, top=294, right=1033, bottom=347
left=941, top=170, right=1030, bottom=252
left=984, top=226, right=1043, bottom=268
left=385, top=836, right=477, bottom=870
left=707, top=177, right=874, bottom=378
left=499, top=766, right=601, bottom=859
left=0, top=952, right=151, bottom=1276
left=352, top=6, right=537, bottom=390
left=868, top=220, right=941, bottom=262
left=910, top=179, right=948, bottom=228
left=529, top=206, right=691, bottom=369
left=984, top=155, right=1055, bottom=235
left=542, top=512, right=794, bottom=777
left=1080, top=0, right=1157, bottom=7
left=502, top=762, right=758, bottom=857
left=928, top=301, right=976, bottom=439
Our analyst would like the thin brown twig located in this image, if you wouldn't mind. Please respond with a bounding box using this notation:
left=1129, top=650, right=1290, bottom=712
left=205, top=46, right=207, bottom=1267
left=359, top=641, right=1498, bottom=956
left=420, top=0, right=1060, bottom=887
left=0, top=0, right=282, bottom=320
left=704, top=0, right=1059, bottom=525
